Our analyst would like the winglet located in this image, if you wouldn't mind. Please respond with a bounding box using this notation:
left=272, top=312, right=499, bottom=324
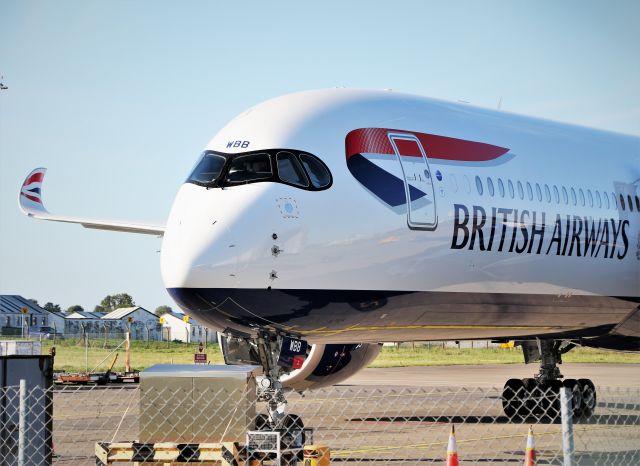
left=19, top=167, right=49, bottom=217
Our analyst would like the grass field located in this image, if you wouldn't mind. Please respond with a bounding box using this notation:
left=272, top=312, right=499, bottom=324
left=369, top=345, right=640, bottom=368
left=33, top=339, right=640, bottom=373
left=41, top=339, right=224, bottom=373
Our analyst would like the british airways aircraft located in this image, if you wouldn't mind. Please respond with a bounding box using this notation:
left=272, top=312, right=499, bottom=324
left=19, top=89, right=639, bottom=419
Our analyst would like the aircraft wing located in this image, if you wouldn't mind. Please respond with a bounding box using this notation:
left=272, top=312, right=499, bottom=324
left=18, top=168, right=165, bottom=236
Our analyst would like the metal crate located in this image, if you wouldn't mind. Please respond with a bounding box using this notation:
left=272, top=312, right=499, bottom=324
left=247, top=428, right=313, bottom=466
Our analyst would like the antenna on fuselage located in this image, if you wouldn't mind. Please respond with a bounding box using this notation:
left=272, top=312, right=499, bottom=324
left=497, top=96, right=503, bottom=110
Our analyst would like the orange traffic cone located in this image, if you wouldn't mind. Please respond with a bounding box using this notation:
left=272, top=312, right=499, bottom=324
left=447, top=424, right=459, bottom=466
left=524, top=425, right=536, bottom=466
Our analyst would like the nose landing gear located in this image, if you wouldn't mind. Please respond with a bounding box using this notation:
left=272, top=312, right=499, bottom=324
left=501, top=340, right=597, bottom=421
left=220, top=330, right=310, bottom=465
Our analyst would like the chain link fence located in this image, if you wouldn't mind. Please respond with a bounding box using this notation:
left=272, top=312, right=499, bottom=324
left=0, top=381, right=638, bottom=465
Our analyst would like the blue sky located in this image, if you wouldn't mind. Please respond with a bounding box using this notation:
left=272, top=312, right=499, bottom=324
left=1, top=1, right=638, bottom=312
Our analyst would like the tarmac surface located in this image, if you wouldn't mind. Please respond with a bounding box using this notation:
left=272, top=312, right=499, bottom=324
left=46, top=364, right=639, bottom=465
left=342, top=363, right=640, bottom=388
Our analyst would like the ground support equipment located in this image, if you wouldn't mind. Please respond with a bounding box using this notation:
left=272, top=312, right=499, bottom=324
left=246, top=428, right=314, bottom=466
left=95, top=441, right=240, bottom=466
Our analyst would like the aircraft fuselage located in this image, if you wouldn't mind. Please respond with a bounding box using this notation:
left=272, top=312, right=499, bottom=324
left=160, top=89, right=640, bottom=345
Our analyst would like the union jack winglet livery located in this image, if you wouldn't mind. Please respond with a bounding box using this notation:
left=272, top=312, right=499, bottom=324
left=19, top=168, right=46, bottom=212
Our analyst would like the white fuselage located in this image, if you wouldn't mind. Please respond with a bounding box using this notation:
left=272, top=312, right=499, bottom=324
left=160, top=89, right=639, bottom=344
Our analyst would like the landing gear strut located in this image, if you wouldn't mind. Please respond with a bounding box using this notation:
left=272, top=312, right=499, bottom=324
left=220, top=330, right=309, bottom=465
left=253, top=331, right=295, bottom=429
left=501, top=339, right=596, bottom=421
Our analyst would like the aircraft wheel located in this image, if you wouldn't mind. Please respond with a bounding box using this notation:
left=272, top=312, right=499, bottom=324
left=282, top=414, right=305, bottom=463
left=254, top=413, right=270, bottom=430
left=502, top=378, right=525, bottom=420
left=522, top=378, right=539, bottom=418
left=563, top=379, right=583, bottom=418
left=282, top=413, right=305, bottom=443
left=540, top=380, right=562, bottom=422
left=578, top=378, right=597, bottom=419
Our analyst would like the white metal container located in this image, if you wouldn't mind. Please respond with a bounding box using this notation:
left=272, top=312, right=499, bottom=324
left=0, top=340, right=42, bottom=356
left=139, top=364, right=261, bottom=443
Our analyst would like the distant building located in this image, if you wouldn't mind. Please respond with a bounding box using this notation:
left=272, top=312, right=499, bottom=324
left=102, top=307, right=161, bottom=340
left=1, top=296, right=164, bottom=341
left=160, top=312, right=216, bottom=343
left=66, top=311, right=104, bottom=319
left=0, top=295, right=66, bottom=336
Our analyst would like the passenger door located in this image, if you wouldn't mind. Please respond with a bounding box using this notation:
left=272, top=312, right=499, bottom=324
left=388, top=133, right=437, bottom=230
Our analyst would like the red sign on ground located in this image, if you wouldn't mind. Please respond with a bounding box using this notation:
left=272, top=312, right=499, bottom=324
left=194, top=353, right=207, bottom=363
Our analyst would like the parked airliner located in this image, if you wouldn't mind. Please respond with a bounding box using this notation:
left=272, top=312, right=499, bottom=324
left=19, top=89, right=639, bottom=419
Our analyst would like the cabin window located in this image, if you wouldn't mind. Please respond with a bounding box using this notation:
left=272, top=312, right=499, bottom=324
left=627, top=195, right=634, bottom=212
left=553, top=185, right=560, bottom=204
left=611, top=192, right=617, bottom=209
left=487, top=177, right=495, bottom=196
left=449, top=174, right=459, bottom=192
left=562, top=187, right=568, bottom=205
left=277, top=152, right=309, bottom=188
left=544, top=184, right=551, bottom=203
left=570, top=187, right=577, bottom=205
left=636, top=196, right=640, bottom=211
left=587, top=190, right=593, bottom=207
left=475, top=176, right=483, bottom=195
left=619, top=194, right=625, bottom=211
left=603, top=191, right=609, bottom=209
left=526, top=182, right=533, bottom=201
left=517, top=181, right=524, bottom=200
left=508, top=180, right=515, bottom=199
left=595, top=190, right=602, bottom=208
left=462, top=175, right=471, bottom=193
left=578, top=189, right=585, bottom=206
left=535, top=183, right=542, bottom=202
left=497, top=178, right=505, bottom=197
left=300, top=153, right=331, bottom=188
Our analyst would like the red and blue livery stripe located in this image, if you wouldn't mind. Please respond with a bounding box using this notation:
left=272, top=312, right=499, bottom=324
left=345, top=128, right=509, bottom=207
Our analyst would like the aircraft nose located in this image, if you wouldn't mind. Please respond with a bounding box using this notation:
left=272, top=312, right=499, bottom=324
left=160, top=186, right=239, bottom=290
left=161, top=223, right=238, bottom=289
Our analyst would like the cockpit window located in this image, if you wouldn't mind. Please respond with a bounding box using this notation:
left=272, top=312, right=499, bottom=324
left=225, top=153, right=272, bottom=184
left=277, top=152, right=309, bottom=187
left=186, top=148, right=332, bottom=191
left=188, top=152, right=226, bottom=184
left=300, top=153, right=331, bottom=188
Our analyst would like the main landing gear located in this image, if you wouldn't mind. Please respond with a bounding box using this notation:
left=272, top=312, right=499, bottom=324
left=501, top=340, right=597, bottom=421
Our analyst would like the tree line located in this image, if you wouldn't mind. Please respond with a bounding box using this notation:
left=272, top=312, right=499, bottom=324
left=29, top=293, right=173, bottom=316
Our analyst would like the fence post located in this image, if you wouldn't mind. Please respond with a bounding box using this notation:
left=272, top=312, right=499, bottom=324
left=85, top=331, right=89, bottom=373
left=560, top=386, right=575, bottom=466
left=125, top=330, right=131, bottom=373
left=18, top=379, right=26, bottom=466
